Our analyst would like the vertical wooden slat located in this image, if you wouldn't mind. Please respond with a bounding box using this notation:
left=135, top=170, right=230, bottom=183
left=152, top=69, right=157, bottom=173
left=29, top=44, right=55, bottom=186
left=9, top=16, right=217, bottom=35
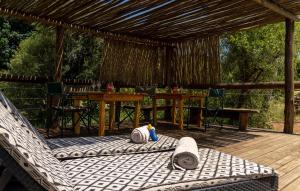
left=55, top=26, right=64, bottom=81
left=284, top=18, right=295, bottom=134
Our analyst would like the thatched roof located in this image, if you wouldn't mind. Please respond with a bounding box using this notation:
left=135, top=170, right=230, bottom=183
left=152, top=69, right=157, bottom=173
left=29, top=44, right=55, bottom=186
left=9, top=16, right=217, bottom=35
left=0, top=0, right=300, bottom=44
left=1, top=0, right=299, bottom=86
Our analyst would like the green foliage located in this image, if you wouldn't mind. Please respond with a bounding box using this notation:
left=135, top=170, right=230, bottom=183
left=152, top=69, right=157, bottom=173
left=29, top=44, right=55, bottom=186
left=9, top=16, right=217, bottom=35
left=9, top=25, right=103, bottom=79
left=9, top=26, right=55, bottom=76
left=7, top=25, right=103, bottom=128
left=221, top=23, right=285, bottom=83
left=0, top=17, right=32, bottom=70
left=220, top=23, right=300, bottom=128
left=64, top=32, right=103, bottom=80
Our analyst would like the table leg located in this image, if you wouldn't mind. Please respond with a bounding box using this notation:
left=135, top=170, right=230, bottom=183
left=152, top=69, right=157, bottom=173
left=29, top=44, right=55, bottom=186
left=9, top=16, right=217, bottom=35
left=164, top=99, right=172, bottom=120
left=239, top=113, right=249, bottom=131
left=198, top=98, right=205, bottom=128
left=109, top=102, right=115, bottom=130
left=115, top=101, right=121, bottom=129
left=99, top=100, right=106, bottom=136
left=152, top=98, right=157, bottom=126
left=172, top=99, right=176, bottom=125
left=134, top=101, right=141, bottom=128
left=143, top=110, right=151, bottom=123
left=73, top=99, right=81, bottom=136
left=178, top=99, right=184, bottom=130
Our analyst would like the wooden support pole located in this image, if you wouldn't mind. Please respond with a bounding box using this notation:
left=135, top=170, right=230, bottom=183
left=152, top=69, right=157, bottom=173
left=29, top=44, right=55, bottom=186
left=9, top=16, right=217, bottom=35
left=55, top=26, right=64, bottom=81
left=284, top=18, right=295, bottom=134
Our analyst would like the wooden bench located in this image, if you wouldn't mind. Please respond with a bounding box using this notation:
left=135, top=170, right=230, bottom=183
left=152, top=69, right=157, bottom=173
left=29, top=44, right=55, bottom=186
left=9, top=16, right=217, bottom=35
left=189, top=107, right=259, bottom=131
left=294, top=96, right=300, bottom=114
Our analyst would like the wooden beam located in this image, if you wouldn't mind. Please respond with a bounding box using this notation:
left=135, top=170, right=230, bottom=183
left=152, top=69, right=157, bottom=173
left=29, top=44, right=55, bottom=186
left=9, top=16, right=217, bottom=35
left=183, top=82, right=300, bottom=90
left=284, top=18, right=295, bottom=134
left=252, top=0, right=300, bottom=21
left=0, top=6, right=169, bottom=46
left=54, top=26, right=64, bottom=81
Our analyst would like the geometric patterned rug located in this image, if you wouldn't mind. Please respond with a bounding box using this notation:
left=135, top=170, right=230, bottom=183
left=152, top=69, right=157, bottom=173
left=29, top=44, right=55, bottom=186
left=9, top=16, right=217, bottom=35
left=62, top=148, right=277, bottom=191
left=48, top=134, right=178, bottom=160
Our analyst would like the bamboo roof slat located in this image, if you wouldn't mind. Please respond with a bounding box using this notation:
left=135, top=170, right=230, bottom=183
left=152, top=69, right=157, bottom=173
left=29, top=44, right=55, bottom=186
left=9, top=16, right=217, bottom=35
left=0, top=0, right=299, bottom=43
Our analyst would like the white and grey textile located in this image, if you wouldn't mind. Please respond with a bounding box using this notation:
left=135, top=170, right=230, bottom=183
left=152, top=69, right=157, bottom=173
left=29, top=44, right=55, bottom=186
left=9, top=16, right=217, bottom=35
left=48, top=134, right=178, bottom=159
left=0, top=96, right=73, bottom=191
left=172, top=137, right=200, bottom=170
left=62, top=148, right=276, bottom=191
left=131, top=125, right=150, bottom=143
left=0, top=91, right=278, bottom=191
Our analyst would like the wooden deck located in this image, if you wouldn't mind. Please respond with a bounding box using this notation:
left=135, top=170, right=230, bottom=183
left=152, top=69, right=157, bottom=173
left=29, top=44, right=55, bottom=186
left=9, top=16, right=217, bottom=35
left=156, top=126, right=300, bottom=191
left=41, top=123, right=300, bottom=191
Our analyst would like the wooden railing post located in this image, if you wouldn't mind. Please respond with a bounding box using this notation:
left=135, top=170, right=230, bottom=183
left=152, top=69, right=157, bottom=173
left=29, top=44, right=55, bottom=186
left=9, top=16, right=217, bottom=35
left=284, top=18, right=295, bottom=134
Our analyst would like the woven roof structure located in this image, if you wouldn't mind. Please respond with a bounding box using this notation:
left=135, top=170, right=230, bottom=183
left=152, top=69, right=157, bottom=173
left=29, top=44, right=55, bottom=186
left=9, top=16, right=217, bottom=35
left=0, top=0, right=300, bottom=44
left=1, top=0, right=299, bottom=86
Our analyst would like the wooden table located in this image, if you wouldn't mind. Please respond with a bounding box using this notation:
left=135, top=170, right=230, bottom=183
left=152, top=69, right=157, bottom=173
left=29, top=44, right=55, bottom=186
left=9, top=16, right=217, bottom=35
left=152, top=93, right=207, bottom=130
left=71, top=92, right=144, bottom=136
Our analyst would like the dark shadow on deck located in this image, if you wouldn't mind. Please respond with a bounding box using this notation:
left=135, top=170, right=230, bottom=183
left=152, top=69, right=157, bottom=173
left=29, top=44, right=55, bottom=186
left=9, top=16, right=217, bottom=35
left=38, top=121, right=266, bottom=149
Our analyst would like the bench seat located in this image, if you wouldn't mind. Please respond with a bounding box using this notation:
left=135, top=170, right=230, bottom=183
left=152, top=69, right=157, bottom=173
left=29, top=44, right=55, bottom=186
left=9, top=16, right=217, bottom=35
left=188, top=107, right=259, bottom=130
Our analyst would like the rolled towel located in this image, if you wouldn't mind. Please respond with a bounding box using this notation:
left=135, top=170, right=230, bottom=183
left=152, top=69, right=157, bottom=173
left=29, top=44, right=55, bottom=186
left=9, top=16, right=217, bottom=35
left=171, top=137, right=199, bottom=170
left=131, top=125, right=150, bottom=143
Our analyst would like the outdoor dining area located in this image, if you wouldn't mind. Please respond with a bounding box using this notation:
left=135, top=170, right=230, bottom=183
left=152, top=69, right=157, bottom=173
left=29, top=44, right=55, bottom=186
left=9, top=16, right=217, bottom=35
left=1, top=0, right=300, bottom=191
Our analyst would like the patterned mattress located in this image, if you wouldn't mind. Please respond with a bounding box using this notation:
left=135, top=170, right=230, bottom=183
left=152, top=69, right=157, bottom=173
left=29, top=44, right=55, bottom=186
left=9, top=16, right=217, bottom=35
left=62, top=148, right=278, bottom=191
left=0, top=91, right=278, bottom=190
left=47, top=134, right=178, bottom=159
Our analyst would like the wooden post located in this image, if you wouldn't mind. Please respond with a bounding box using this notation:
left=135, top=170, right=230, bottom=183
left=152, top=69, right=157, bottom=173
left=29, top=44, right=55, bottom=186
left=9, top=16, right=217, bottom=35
left=239, top=113, right=249, bottom=131
left=115, top=86, right=121, bottom=128
left=47, top=26, right=65, bottom=132
left=171, top=99, right=177, bottom=125
left=284, top=18, right=295, bottom=134
left=152, top=97, right=157, bottom=126
left=178, top=99, right=184, bottom=130
left=109, top=102, right=116, bottom=130
left=73, top=99, right=81, bottom=135
left=99, top=100, right=106, bottom=136
left=55, top=26, right=64, bottom=81
left=134, top=101, right=141, bottom=128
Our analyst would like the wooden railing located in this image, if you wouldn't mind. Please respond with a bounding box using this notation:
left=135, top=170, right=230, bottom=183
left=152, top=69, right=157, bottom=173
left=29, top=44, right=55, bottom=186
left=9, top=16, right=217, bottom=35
left=0, top=74, right=95, bottom=85
left=1, top=74, right=300, bottom=90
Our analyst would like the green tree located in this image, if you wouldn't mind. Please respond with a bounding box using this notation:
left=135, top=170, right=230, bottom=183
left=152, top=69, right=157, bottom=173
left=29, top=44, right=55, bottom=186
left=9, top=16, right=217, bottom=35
left=9, top=26, right=103, bottom=79
left=221, top=23, right=286, bottom=83
left=64, top=32, right=103, bottom=80
left=0, top=17, right=32, bottom=70
left=220, top=23, right=300, bottom=128
left=9, top=26, right=55, bottom=76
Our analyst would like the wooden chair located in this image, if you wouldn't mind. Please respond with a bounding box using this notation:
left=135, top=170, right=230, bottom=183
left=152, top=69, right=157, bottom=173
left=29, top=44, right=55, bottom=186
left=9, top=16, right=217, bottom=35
left=204, top=88, right=225, bottom=131
left=117, top=86, right=156, bottom=128
left=46, top=82, right=90, bottom=137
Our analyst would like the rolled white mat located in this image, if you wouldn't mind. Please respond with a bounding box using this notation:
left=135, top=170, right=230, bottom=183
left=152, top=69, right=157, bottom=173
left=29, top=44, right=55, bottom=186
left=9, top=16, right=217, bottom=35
left=131, top=125, right=150, bottom=144
left=171, top=137, right=199, bottom=170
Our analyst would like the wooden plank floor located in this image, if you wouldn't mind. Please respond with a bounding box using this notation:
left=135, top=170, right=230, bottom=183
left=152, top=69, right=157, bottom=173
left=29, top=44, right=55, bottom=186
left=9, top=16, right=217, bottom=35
left=156, top=126, right=300, bottom=191
left=41, top=122, right=300, bottom=191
